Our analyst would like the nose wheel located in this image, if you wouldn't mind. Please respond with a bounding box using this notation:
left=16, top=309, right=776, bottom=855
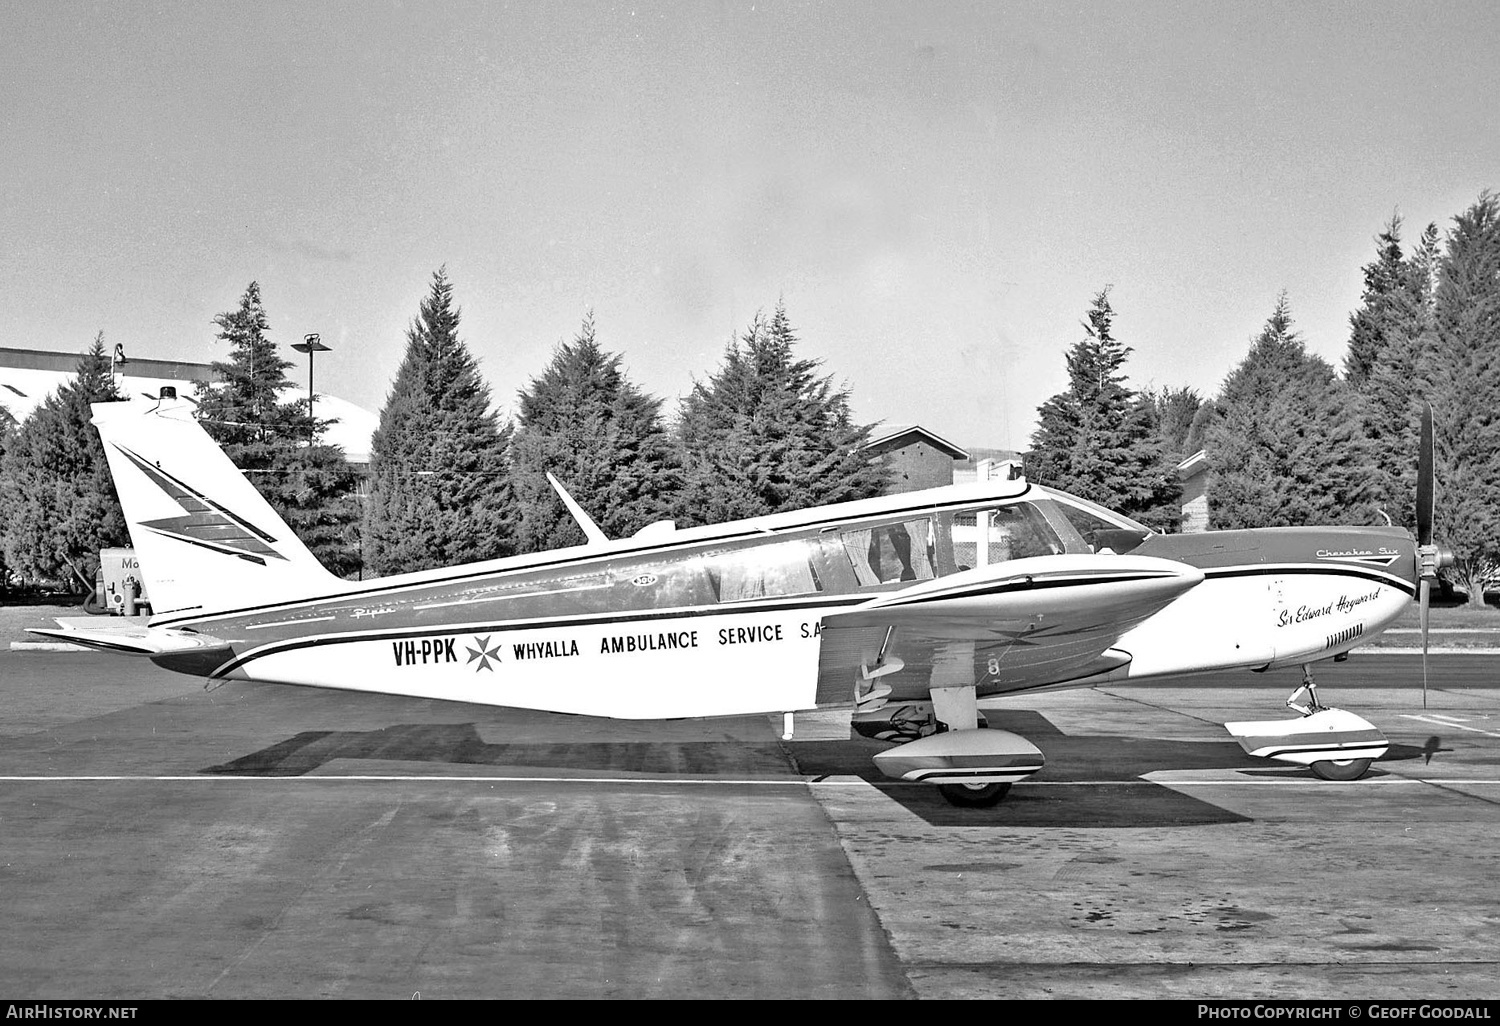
left=1308, top=757, right=1373, bottom=781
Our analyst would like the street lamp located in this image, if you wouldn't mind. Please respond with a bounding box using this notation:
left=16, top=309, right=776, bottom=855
left=291, top=332, right=331, bottom=447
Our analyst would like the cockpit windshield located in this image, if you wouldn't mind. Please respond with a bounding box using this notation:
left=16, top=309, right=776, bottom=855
left=1041, top=489, right=1155, bottom=554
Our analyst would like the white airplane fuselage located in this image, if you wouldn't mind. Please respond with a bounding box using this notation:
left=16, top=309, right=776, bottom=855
left=138, top=481, right=1419, bottom=720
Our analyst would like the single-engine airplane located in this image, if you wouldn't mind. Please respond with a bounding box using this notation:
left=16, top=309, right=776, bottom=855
left=31, top=392, right=1452, bottom=806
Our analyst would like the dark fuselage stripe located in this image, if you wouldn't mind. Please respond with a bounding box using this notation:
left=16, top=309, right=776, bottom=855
left=876, top=571, right=1178, bottom=608
left=1201, top=564, right=1415, bottom=597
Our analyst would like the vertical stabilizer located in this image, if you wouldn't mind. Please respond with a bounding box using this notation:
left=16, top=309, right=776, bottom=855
left=91, top=397, right=343, bottom=617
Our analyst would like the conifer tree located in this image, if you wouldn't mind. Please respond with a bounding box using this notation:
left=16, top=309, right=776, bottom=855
left=0, top=334, right=128, bottom=589
left=1026, top=289, right=1181, bottom=530
left=1207, top=294, right=1382, bottom=530
left=1344, top=214, right=1411, bottom=389
left=194, top=283, right=363, bottom=577
left=364, top=269, right=516, bottom=574
left=1144, top=385, right=1205, bottom=460
left=1354, top=220, right=1443, bottom=528
left=1426, top=193, right=1500, bottom=604
left=512, top=313, right=682, bottom=551
left=676, top=301, right=885, bottom=525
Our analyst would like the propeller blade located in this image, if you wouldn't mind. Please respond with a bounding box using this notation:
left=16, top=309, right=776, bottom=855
left=1418, top=401, right=1435, bottom=547
left=1420, top=576, right=1431, bottom=710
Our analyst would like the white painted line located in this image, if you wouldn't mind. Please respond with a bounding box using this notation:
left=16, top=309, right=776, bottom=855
left=0, top=774, right=1497, bottom=786
left=1353, top=647, right=1500, bottom=654
left=244, top=616, right=337, bottom=630
left=1400, top=715, right=1500, bottom=738
left=1385, top=628, right=1500, bottom=634
left=8, top=641, right=89, bottom=651
left=414, top=582, right=612, bottom=611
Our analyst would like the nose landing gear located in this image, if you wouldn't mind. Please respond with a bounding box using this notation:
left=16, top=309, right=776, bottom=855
left=1224, top=664, right=1388, bottom=781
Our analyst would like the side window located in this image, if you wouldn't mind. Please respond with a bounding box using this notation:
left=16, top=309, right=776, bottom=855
left=951, top=504, right=1061, bottom=568
left=839, top=518, right=935, bottom=586
left=710, top=539, right=824, bottom=602
left=1054, top=500, right=1150, bottom=553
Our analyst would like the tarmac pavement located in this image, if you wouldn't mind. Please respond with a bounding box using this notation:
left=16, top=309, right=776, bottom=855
left=0, top=643, right=1497, bottom=999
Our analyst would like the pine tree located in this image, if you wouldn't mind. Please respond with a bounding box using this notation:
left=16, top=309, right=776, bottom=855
left=1426, top=193, right=1500, bottom=604
left=512, top=313, right=682, bottom=551
left=364, top=269, right=517, bottom=574
left=1026, top=289, right=1181, bottom=530
left=1144, top=385, right=1204, bottom=460
left=676, top=302, right=886, bottom=525
left=1207, top=294, right=1382, bottom=530
left=1356, top=220, right=1442, bottom=529
left=0, top=334, right=128, bottom=589
left=1343, top=214, right=1411, bottom=389
left=194, top=283, right=363, bottom=577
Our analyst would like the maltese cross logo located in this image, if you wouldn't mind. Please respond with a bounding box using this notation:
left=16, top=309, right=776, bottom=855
left=466, top=635, right=502, bottom=672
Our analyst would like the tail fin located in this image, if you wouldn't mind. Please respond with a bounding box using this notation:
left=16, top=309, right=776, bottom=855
left=92, top=396, right=343, bottom=617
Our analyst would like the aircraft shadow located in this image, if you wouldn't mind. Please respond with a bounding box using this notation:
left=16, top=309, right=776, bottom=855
left=201, top=721, right=795, bottom=779
left=201, top=710, right=1422, bottom=829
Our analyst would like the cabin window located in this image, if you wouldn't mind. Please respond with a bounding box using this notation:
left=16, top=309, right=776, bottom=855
left=1051, top=497, right=1152, bottom=553
left=709, top=538, right=825, bottom=602
left=950, top=503, right=1061, bottom=569
left=839, top=518, right=935, bottom=586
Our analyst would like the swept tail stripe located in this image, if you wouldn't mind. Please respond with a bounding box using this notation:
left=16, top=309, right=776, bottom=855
left=114, top=442, right=287, bottom=562
left=116, top=443, right=280, bottom=544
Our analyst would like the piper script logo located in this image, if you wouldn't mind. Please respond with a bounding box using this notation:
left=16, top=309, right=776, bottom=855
left=114, top=444, right=286, bottom=565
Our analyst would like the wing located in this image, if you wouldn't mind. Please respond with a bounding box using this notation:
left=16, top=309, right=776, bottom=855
left=812, top=554, right=1204, bottom=707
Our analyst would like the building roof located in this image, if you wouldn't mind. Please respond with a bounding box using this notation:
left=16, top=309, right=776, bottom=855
left=0, top=347, right=379, bottom=464
left=860, top=423, right=970, bottom=460
left=1177, top=449, right=1209, bottom=478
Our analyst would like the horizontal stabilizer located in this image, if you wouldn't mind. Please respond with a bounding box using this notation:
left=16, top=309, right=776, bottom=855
left=27, top=621, right=227, bottom=657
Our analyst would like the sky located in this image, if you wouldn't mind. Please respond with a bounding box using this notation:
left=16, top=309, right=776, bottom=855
left=2, top=0, right=1497, bottom=451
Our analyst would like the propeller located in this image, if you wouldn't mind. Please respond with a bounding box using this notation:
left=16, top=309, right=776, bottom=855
left=1416, top=402, right=1454, bottom=709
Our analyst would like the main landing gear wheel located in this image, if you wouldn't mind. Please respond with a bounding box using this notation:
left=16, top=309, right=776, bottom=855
left=937, top=782, right=1012, bottom=807
left=1309, top=758, right=1372, bottom=781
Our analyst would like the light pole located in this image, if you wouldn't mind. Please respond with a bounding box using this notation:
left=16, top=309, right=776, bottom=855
left=291, top=333, right=331, bottom=447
